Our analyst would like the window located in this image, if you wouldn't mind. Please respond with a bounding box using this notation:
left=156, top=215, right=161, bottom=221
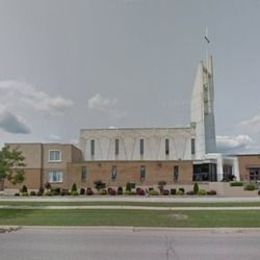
left=191, top=138, right=195, bottom=155
left=140, top=165, right=146, bottom=180
left=49, top=150, right=61, bottom=162
left=165, top=139, right=170, bottom=155
left=48, top=171, right=63, bottom=183
left=111, top=165, right=117, bottom=181
left=173, top=166, right=179, bottom=182
left=249, top=168, right=260, bottom=181
left=140, top=139, right=144, bottom=155
left=115, top=139, right=119, bottom=155
left=81, top=166, right=87, bottom=181
left=193, top=163, right=217, bottom=182
left=90, top=139, right=95, bottom=156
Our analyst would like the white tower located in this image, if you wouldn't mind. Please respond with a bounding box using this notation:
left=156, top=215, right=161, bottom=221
left=190, top=55, right=217, bottom=159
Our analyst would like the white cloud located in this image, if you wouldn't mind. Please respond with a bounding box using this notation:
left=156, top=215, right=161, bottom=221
left=216, top=135, right=252, bottom=152
left=0, top=107, right=30, bottom=134
left=239, top=114, right=260, bottom=135
left=0, top=80, right=73, bottom=114
left=88, top=93, right=126, bottom=119
left=88, top=93, right=117, bottom=112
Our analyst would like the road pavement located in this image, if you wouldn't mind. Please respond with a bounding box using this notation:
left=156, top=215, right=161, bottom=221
left=0, top=227, right=260, bottom=260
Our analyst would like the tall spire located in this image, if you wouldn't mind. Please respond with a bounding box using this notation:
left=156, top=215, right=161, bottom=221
left=204, top=26, right=210, bottom=71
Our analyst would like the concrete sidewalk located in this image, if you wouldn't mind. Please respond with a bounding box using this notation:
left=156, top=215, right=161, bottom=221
left=1, top=205, right=260, bottom=210
left=0, top=196, right=260, bottom=203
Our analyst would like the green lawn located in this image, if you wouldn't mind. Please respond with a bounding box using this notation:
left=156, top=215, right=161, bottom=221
left=1, top=200, right=260, bottom=207
left=0, top=209, right=260, bottom=227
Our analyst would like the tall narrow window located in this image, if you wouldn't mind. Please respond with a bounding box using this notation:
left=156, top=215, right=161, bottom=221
left=115, top=139, right=119, bottom=155
left=165, top=139, right=170, bottom=155
left=140, top=139, right=144, bottom=155
left=173, top=166, right=179, bottom=182
left=81, top=166, right=87, bottom=181
left=191, top=138, right=195, bottom=155
left=111, top=165, right=117, bottom=181
left=90, top=139, right=95, bottom=156
left=140, top=165, right=146, bottom=180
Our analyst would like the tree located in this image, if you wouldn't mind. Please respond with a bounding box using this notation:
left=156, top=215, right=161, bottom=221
left=71, top=183, right=77, bottom=192
left=193, top=182, right=199, bottom=194
left=0, top=145, right=26, bottom=185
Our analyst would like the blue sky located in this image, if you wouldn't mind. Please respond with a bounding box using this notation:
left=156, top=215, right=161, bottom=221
left=0, top=0, right=259, bottom=153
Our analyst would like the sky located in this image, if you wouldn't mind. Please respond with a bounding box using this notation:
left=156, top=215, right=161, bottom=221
left=0, top=0, right=260, bottom=154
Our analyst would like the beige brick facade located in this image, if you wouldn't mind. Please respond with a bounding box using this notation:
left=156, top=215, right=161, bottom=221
left=3, top=143, right=83, bottom=190
left=237, top=154, right=260, bottom=181
left=66, top=160, right=193, bottom=189
left=3, top=143, right=260, bottom=192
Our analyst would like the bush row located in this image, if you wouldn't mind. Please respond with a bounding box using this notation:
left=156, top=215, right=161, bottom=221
left=15, top=185, right=217, bottom=196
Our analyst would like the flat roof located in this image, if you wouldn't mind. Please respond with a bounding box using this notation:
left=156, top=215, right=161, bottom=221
left=80, top=126, right=192, bottom=132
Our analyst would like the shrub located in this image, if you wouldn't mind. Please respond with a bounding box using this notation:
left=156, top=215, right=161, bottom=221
left=117, top=186, right=123, bottom=195
left=14, top=193, right=20, bottom=196
left=149, top=190, right=159, bottom=196
left=45, top=191, right=52, bottom=196
left=186, top=191, right=195, bottom=195
left=230, top=182, right=243, bottom=187
left=61, top=189, right=70, bottom=196
left=179, top=188, right=185, bottom=193
left=176, top=190, right=184, bottom=195
left=126, top=182, right=131, bottom=192
left=258, top=190, right=260, bottom=196
left=44, top=182, right=51, bottom=190
left=124, top=191, right=136, bottom=195
left=30, top=191, right=36, bottom=196
left=108, top=187, right=116, bottom=195
left=86, top=187, right=94, bottom=195
left=207, top=190, right=217, bottom=195
left=37, top=187, right=44, bottom=196
left=244, top=184, right=256, bottom=191
left=163, top=189, right=169, bottom=196
left=51, top=188, right=60, bottom=196
left=130, top=183, right=136, bottom=189
left=136, top=187, right=145, bottom=196
left=20, top=185, right=28, bottom=193
left=99, top=189, right=107, bottom=195
left=94, top=180, right=106, bottom=191
left=149, top=187, right=154, bottom=191
left=80, top=188, right=85, bottom=195
left=198, top=189, right=207, bottom=195
left=193, top=183, right=199, bottom=194
left=158, top=181, right=167, bottom=193
left=170, top=188, right=176, bottom=195
left=71, top=183, right=77, bottom=192
left=21, top=192, right=28, bottom=196
left=71, top=191, right=79, bottom=196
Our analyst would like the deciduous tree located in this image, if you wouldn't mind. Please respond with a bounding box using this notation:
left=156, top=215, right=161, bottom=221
left=0, top=146, right=26, bottom=185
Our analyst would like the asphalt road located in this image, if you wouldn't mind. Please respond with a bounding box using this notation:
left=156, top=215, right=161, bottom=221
left=0, top=228, right=260, bottom=260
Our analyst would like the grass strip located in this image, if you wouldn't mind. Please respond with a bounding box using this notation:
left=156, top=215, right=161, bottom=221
left=0, top=209, right=260, bottom=227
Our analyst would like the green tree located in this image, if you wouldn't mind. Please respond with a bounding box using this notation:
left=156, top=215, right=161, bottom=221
left=0, top=146, right=26, bottom=185
left=193, top=182, right=199, bottom=194
left=71, top=183, right=77, bottom=192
